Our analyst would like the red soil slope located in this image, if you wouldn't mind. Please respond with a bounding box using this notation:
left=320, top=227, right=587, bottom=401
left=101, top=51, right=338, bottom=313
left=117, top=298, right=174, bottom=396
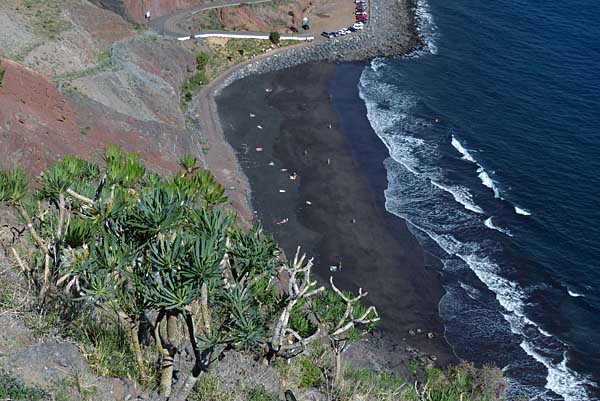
left=0, top=57, right=179, bottom=177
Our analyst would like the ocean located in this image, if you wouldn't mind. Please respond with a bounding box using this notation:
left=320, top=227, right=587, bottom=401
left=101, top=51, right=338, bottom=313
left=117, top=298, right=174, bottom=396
left=353, top=0, right=600, bottom=399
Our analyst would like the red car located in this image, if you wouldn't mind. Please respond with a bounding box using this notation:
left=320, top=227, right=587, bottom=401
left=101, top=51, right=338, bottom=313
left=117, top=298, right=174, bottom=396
left=356, top=6, right=366, bottom=11
left=356, top=14, right=368, bottom=21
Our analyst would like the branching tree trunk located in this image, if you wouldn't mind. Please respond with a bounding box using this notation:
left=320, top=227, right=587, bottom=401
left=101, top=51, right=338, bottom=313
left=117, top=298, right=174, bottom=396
left=327, top=277, right=380, bottom=387
left=269, top=247, right=324, bottom=360
left=119, top=312, right=146, bottom=378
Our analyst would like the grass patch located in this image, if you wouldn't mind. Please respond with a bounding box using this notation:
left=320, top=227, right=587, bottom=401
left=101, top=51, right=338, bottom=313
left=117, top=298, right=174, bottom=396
left=246, top=386, right=278, bottom=401
left=188, top=374, right=233, bottom=401
left=338, top=363, right=506, bottom=401
left=179, top=39, right=296, bottom=110
left=205, top=38, right=294, bottom=80
left=0, top=371, right=48, bottom=401
left=180, top=70, right=208, bottom=110
left=95, top=48, right=113, bottom=68
left=67, top=312, right=142, bottom=381
left=343, top=366, right=409, bottom=400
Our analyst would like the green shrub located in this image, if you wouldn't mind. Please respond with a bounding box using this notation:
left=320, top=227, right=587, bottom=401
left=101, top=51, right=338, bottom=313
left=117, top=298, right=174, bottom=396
left=0, top=371, right=48, bottom=401
left=69, top=313, right=141, bottom=380
left=196, top=52, right=210, bottom=71
left=246, top=386, right=278, bottom=401
left=269, top=31, right=281, bottom=44
left=188, top=374, right=232, bottom=401
left=299, top=357, right=323, bottom=388
left=0, top=63, right=5, bottom=87
left=423, top=363, right=506, bottom=401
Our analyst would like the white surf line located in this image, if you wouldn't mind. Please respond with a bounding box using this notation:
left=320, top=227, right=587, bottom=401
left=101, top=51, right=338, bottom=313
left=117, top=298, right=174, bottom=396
left=178, top=33, right=314, bottom=41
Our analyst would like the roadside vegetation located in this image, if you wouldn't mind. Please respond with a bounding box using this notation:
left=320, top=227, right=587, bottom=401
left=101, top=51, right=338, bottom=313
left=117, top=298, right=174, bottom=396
left=0, top=146, right=507, bottom=400
left=180, top=39, right=294, bottom=110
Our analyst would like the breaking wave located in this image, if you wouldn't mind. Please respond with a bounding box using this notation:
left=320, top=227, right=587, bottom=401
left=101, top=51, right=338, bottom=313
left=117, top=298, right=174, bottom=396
left=451, top=135, right=502, bottom=198
left=451, top=135, right=477, bottom=163
left=515, top=206, right=532, bottom=216
left=431, top=181, right=484, bottom=214
left=567, top=288, right=584, bottom=298
left=358, top=62, right=595, bottom=400
left=484, top=217, right=513, bottom=236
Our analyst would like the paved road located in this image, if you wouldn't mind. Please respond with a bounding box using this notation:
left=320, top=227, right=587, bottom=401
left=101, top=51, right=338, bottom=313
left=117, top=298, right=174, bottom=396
left=149, top=0, right=312, bottom=39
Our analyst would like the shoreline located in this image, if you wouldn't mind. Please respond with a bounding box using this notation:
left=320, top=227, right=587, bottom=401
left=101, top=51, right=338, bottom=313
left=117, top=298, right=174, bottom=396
left=214, top=61, right=456, bottom=368
left=193, top=0, right=422, bottom=225
left=190, top=0, right=457, bottom=373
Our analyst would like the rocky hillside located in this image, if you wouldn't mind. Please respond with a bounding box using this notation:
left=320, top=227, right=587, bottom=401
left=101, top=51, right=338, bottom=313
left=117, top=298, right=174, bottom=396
left=89, top=0, right=205, bottom=22
left=0, top=0, right=205, bottom=178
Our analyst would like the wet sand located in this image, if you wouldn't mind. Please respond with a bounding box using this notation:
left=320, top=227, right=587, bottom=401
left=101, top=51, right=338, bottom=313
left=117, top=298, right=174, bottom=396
left=216, top=62, right=455, bottom=366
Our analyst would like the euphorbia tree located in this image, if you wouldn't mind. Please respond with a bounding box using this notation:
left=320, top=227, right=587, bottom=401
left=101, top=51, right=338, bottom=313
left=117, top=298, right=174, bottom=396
left=0, top=146, right=380, bottom=399
left=311, top=278, right=380, bottom=387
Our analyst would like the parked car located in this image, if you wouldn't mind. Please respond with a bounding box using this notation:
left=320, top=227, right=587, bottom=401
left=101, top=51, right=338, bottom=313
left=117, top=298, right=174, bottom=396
left=355, top=11, right=367, bottom=15
left=336, top=28, right=349, bottom=35
left=356, top=15, right=368, bottom=22
left=348, top=27, right=357, bottom=32
left=321, top=31, right=335, bottom=38
left=353, top=22, right=365, bottom=29
left=356, top=7, right=366, bottom=12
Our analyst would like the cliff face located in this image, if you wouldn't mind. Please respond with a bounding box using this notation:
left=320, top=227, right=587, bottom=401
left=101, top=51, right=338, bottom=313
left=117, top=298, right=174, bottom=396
left=0, top=58, right=95, bottom=175
left=89, top=0, right=205, bottom=22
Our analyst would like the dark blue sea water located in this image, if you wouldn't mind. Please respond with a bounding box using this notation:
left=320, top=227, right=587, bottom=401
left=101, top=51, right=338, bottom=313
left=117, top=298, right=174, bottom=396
left=356, top=0, right=600, bottom=399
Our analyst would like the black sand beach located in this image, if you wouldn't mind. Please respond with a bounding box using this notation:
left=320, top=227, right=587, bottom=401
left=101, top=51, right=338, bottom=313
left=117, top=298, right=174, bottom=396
left=216, top=62, right=454, bottom=366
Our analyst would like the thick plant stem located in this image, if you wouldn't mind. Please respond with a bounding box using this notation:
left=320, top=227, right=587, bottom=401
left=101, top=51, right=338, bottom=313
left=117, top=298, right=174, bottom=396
left=10, top=247, right=30, bottom=273
left=200, top=283, right=211, bottom=334
left=39, top=254, right=51, bottom=303
left=172, top=311, right=209, bottom=401
left=333, top=350, right=343, bottom=388
left=15, top=203, right=47, bottom=254
left=172, top=363, right=203, bottom=401
left=120, top=313, right=145, bottom=378
left=159, top=313, right=177, bottom=397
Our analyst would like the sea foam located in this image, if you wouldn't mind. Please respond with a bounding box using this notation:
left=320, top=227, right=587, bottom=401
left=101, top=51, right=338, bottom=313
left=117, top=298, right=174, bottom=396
left=484, top=217, right=513, bottom=236
left=567, top=288, right=584, bottom=297
left=359, top=61, right=592, bottom=401
left=515, top=206, right=532, bottom=216
left=431, top=180, right=484, bottom=214
left=451, top=135, right=477, bottom=163
left=451, top=135, right=503, bottom=198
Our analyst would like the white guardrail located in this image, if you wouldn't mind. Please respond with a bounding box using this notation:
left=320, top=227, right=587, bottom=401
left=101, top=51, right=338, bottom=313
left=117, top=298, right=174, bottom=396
left=177, top=33, right=314, bottom=41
